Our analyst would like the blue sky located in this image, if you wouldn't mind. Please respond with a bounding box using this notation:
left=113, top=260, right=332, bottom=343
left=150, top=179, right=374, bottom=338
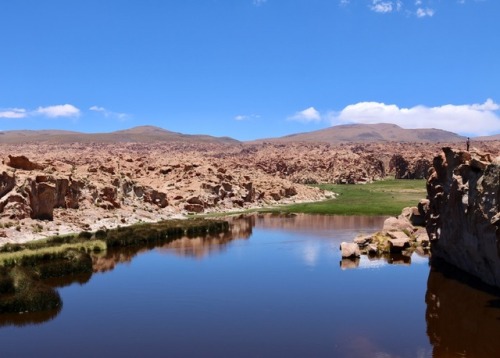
left=1, top=0, right=499, bottom=140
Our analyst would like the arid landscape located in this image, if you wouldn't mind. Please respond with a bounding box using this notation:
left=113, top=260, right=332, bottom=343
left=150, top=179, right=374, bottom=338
left=1, top=124, right=499, bottom=244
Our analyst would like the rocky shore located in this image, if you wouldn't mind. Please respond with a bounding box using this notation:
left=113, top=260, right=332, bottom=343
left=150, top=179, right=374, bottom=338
left=1, top=141, right=499, bottom=245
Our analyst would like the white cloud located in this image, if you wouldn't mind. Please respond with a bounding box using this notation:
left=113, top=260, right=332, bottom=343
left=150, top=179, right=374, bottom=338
left=339, top=0, right=351, bottom=6
left=90, top=105, right=128, bottom=120
left=89, top=105, right=106, bottom=112
left=371, top=0, right=394, bottom=13
left=416, top=7, right=434, bottom=17
left=0, top=108, right=27, bottom=118
left=288, top=107, right=322, bottom=123
left=253, top=0, right=267, bottom=6
left=234, top=114, right=260, bottom=121
left=327, top=99, right=500, bottom=136
left=36, top=104, right=80, bottom=118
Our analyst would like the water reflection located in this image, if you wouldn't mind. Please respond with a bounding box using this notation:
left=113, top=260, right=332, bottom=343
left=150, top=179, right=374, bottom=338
left=253, top=213, right=387, bottom=237
left=426, top=261, right=500, bottom=358
left=1, top=213, right=500, bottom=358
left=0, top=308, right=61, bottom=328
left=0, top=216, right=254, bottom=327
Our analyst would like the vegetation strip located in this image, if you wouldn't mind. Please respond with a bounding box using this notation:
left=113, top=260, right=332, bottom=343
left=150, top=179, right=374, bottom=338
left=0, top=218, right=229, bottom=315
left=268, top=179, right=427, bottom=216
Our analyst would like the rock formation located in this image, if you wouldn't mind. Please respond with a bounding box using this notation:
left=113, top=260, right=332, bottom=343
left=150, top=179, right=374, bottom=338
left=0, top=140, right=499, bottom=244
left=426, top=147, right=500, bottom=287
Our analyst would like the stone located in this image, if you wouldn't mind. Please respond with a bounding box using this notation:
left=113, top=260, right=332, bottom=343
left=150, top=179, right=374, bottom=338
left=340, top=242, right=361, bottom=258
left=382, top=216, right=414, bottom=233
left=184, top=203, right=204, bottom=213
left=387, top=231, right=410, bottom=253
left=367, top=244, right=378, bottom=255
left=354, top=234, right=372, bottom=247
left=6, top=155, right=45, bottom=171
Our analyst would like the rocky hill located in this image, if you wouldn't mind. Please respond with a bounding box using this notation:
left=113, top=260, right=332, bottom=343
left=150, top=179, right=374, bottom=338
left=257, top=123, right=465, bottom=144
left=0, top=126, right=239, bottom=145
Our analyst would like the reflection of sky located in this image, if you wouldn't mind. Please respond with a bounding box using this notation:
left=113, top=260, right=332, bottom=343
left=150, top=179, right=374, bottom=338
left=302, top=242, right=320, bottom=267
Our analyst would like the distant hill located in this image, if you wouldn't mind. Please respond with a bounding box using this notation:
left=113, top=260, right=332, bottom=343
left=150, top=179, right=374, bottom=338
left=0, top=126, right=240, bottom=145
left=255, top=123, right=466, bottom=144
left=476, top=134, right=500, bottom=141
left=0, top=123, right=489, bottom=145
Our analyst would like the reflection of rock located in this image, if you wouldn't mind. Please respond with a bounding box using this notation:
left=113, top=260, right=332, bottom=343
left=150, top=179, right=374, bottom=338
left=254, top=213, right=386, bottom=236
left=340, top=257, right=360, bottom=270
left=387, top=253, right=411, bottom=265
left=426, top=262, right=500, bottom=357
left=0, top=307, right=61, bottom=328
left=92, top=217, right=255, bottom=272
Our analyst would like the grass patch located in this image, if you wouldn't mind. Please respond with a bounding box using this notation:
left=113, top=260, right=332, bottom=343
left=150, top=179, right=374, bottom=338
left=270, top=179, right=427, bottom=216
left=0, top=241, right=106, bottom=268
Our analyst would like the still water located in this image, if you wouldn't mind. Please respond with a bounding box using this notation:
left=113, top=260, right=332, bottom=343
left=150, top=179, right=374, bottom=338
left=1, top=214, right=500, bottom=358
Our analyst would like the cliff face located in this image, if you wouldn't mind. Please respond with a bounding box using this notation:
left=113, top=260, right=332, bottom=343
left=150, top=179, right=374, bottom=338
left=427, top=147, right=500, bottom=287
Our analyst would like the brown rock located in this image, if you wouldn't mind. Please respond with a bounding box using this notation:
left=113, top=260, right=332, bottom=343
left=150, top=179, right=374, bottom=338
left=0, top=171, right=15, bottom=199
left=387, top=231, right=411, bottom=252
left=184, top=203, right=204, bottom=213
left=27, top=180, right=57, bottom=220
left=6, top=155, right=45, bottom=171
left=340, top=242, right=361, bottom=258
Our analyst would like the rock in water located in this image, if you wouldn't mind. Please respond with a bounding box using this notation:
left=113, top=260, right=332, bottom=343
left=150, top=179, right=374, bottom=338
left=340, top=242, right=361, bottom=258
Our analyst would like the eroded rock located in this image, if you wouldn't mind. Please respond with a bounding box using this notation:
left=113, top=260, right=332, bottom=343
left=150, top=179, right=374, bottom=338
left=427, top=147, right=500, bottom=287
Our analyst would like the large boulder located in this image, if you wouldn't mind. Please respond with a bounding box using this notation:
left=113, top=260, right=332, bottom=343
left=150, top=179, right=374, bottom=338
left=6, top=155, right=45, bottom=171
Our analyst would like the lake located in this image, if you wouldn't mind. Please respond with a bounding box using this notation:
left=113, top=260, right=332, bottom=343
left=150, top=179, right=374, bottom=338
left=1, top=214, right=499, bottom=358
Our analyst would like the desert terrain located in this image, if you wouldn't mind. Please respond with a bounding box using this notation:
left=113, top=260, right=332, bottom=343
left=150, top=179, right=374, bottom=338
left=1, top=124, right=499, bottom=243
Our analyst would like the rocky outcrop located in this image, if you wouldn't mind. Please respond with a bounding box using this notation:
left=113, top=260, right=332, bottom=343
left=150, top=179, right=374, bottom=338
left=426, top=147, right=500, bottom=287
left=6, top=155, right=45, bottom=171
left=0, top=172, right=15, bottom=199
left=389, top=154, right=431, bottom=179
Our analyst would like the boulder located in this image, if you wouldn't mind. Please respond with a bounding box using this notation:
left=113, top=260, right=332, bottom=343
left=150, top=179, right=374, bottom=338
left=6, top=155, right=45, bottom=171
left=387, top=231, right=411, bottom=253
left=184, top=203, right=204, bottom=213
left=382, top=216, right=414, bottom=233
left=0, top=171, right=15, bottom=199
left=354, top=234, right=372, bottom=247
left=340, top=242, right=361, bottom=258
left=144, top=189, right=168, bottom=208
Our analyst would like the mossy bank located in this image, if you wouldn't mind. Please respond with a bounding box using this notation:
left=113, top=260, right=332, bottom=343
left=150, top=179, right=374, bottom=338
left=0, top=218, right=229, bottom=316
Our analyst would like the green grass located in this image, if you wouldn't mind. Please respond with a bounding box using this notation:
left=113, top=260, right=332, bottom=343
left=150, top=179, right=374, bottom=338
left=270, top=179, right=427, bottom=216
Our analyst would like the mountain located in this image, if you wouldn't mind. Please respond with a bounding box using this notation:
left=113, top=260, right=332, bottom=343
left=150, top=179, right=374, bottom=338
left=0, top=123, right=488, bottom=145
left=256, top=123, right=466, bottom=144
left=0, top=126, right=240, bottom=144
